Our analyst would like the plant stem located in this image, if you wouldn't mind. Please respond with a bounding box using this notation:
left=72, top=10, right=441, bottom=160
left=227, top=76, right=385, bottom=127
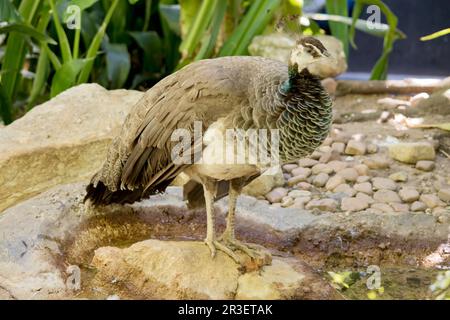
left=48, top=0, right=72, bottom=63
left=179, top=0, right=216, bottom=59
left=77, top=0, right=120, bottom=84
left=0, top=0, right=41, bottom=124
left=143, top=0, right=152, bottom=31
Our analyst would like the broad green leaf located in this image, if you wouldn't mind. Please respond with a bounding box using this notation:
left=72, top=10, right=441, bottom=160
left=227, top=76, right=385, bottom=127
left=1, top=0, right=41, bottom=105
left=194, top=0, right=227, bottom=61
left=129, top=0, right=141, bottom=4
left=104, top=42, right=131, bottom=89
left=220, top=0, right=280, bottom=57
left=0, top=0, right=21, bottom=23
left=159, top=4, right=181, bottom=37
left=326, top=0, right=349, bottom=58
left=0, top=23, right=57, bottom=45
left=78, top=0, right=120, bottom=84
left=51, top=59, right=89, bottom=97
left=0, top=82, right=12, bottom=124
left=130, top=31, right=163, bottom=72
left=69, top=0, right=99, bottom=11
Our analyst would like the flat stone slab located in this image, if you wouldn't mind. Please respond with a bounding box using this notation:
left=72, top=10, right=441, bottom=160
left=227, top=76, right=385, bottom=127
left=0, top=84, right=143, bottom=212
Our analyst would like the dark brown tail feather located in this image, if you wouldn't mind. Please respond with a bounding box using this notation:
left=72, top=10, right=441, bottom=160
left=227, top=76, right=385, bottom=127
left=84, top=178, right=176, bottom=206
left=84, top=181, right=144, bottom=205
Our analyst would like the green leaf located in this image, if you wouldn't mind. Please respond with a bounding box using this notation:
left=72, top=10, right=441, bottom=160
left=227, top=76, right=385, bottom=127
left=421, top=28, right=450, bottom=41
left=0, top=0, right=21, bottom=22
left=51, top=59, right=90, bottom=97
left=1, top=0, right=41, bottom=103
left=159, top=4, right=181, bottom=37
left=104, top=42, right=130, bottom=89
left=0, top=82, right=12, bottom=124
left=130, top=31, right=163, bottom=72
left=69, top=0, right=99, bottom=11
left=220, top=0, right=280, bottom=56
left=0, top=23, right=57, bottom=45
left=49, top=0, right=73, bottom=63
left=78, top=0, right=120, bottom=84
left=325, top=0, right=349, bottom=58
left=194, top=0, right=227, bottom=61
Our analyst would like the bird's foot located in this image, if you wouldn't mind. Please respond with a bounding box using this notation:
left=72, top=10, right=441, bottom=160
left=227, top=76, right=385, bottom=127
left=204, top=237, right=271, bottom=271
left=204, top=239, right=241, bottom=264
left=218, top=234, right=272, bottom=269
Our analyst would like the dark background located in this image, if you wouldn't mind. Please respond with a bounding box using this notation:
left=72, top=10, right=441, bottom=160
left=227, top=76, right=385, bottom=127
left=347, top=0, right=449, bottom=77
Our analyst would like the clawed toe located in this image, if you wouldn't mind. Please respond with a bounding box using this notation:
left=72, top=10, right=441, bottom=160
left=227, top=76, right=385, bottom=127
left=204, top=239, right=241, bottom=264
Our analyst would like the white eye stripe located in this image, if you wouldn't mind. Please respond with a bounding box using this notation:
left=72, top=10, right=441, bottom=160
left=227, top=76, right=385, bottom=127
left=304, top=44, right=323, bottom=56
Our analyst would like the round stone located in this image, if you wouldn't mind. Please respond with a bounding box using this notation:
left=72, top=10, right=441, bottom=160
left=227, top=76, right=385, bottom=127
left=415, top=160, right=435, bottom=172
left=398, top=188, right=420, bottom=203
left=356, top=192, right=374, bottom=204
left=411, top=201, right=427, bottom=212
left=419, top=194, right=445, bottom=209
left=331, top=142, right=346, bottom=154
left=371, top=203, right=393, bottom=213
left=345, top=140, right=367, bottom=155
left=291, top=167, right=312, bottom=178
left=341, top=197, right=369, bottom=212
left=333, top=184, right=357, bottom=197
left=288, top=190, right=312, bottom=198
left=281, top=196, right=295, bottom=208
left=356, top=176, right=371, bottom=183
left=354, top=182, right=373, bottom=195
left=373, top=190, right=401, bottom=203
left=389, top=171, right=408, bottom=182
left=325, top=175, right=344, bottom=191
left=372, top=177, right=397, bottom=191
left=298, top=158, right=318, bottom=167
left=311, top=163, right=333, bottom=175
left=327, top=160, right=348, bottom=173
left=337, top=168, right=359, bottom=182
left=265, top=187, right=288, bottom=203
left=313, top=173, right=330, bottom=187
left=282, top=164, right=298, bottom=173
left=354, top=164, right=369, bottom=176
left=363, top=156, right=390, bottom=169
left=438, top=188, right=450, bottom=203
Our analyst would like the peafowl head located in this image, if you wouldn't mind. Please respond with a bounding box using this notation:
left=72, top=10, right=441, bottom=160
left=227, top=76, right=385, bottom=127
left=289, top=37, right=330, bottom=75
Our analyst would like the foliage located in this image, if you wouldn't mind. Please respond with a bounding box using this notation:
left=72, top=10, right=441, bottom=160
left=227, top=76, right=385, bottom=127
left=0, top=0, right=405, bottom=125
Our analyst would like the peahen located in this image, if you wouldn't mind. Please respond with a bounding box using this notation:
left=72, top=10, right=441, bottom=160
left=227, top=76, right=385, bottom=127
left=85, top=37, right=333, bottom=265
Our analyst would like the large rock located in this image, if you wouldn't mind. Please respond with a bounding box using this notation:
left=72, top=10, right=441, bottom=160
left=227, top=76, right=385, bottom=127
left=92, top=240, right=339, bottom=300
left=413, top=87, right=450, bottom=116
left=248, top=33, right=347, bottom=78
left=388, top=142, right=436, bottom=164
left=242, top=166, right=285, bottom=198
left=0, top=84, right=143, bottom=212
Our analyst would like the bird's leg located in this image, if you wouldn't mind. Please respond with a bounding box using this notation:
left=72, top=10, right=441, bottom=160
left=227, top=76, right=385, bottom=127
left=219, top=178, right=271, bottom=264
left=202, top=178, right=240, bottom=263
